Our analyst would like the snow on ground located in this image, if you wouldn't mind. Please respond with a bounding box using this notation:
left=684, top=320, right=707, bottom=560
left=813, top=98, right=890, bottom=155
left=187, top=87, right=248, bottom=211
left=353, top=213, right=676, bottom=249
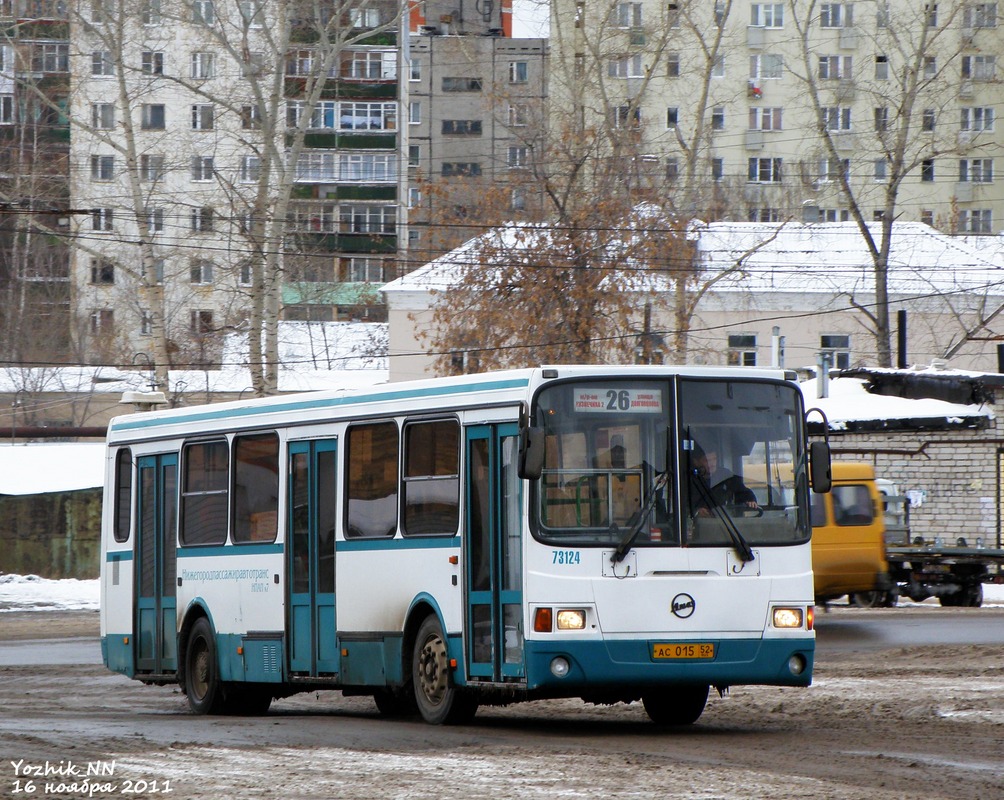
left=0, top=573, right=1000, bottom=613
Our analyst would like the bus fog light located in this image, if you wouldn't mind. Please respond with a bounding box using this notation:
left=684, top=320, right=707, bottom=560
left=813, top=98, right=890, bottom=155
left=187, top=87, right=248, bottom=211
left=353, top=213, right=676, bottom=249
left=550, top=657, right=571, bottom=678
left=788, top=654, right=806, bottom=675
left=772, top=607, right=804, bottom=629
left=556, top=609, right=586, bottom=630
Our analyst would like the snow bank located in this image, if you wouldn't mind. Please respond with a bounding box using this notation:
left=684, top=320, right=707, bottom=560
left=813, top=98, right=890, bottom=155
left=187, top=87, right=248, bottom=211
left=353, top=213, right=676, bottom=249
left=0, top=574, right=100, bottom=612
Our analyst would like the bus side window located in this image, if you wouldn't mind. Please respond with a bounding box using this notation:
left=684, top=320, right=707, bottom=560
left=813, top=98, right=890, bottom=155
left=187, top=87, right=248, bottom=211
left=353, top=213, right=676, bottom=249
left=403, top=419, right=460, bottom=536
left=232, top=433, right=279, bottom=543
left=113, top=448, right=133, bottom=543
left=181, top=440, right=229, bottom=546
left=346, top=421, right=399, bottom=538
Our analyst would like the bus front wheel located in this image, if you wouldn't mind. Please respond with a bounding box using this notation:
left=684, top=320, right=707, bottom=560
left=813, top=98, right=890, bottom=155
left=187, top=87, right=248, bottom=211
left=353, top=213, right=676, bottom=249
left=642, top=684, right=709, bottom=726
left=184, top=617, right=225, bottom=715
left=412, top=616, right=478, bottom=725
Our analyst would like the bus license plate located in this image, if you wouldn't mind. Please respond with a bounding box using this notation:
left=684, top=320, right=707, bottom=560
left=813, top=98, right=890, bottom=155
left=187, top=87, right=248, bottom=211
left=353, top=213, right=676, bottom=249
left=652, top=642, right=715, bottom=659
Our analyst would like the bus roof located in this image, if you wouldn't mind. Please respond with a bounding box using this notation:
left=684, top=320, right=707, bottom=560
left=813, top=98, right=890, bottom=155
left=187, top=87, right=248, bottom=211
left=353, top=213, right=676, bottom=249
left=106, top=364, right=797, bottom=444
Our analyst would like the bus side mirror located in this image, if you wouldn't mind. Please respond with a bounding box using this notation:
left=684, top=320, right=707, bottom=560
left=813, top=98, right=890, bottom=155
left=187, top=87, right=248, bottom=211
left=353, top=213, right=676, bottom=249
left=809, top=441, right=831, bottom=493
left=518, top=426, right=545, bottom=480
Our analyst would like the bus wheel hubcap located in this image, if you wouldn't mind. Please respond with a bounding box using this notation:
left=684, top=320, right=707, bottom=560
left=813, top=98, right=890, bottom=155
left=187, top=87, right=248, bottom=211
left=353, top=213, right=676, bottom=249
left=419, top=635, right=447, bottom=705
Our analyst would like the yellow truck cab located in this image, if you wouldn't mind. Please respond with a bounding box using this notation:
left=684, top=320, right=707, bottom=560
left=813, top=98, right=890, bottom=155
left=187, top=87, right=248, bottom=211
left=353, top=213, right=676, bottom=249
left=811, top=462, right=892, bottom=606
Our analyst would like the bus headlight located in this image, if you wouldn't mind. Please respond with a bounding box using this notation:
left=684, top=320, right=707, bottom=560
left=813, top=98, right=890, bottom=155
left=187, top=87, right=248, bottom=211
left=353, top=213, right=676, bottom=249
left=772, top=607, right=804, bottom=629
left=556, top=609, right=586, bottom=630
left=550, top=657, right=571, bottom=677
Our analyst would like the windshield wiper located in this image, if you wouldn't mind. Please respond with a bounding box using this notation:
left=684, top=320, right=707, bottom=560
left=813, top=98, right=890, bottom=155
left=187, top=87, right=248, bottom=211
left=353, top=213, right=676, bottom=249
left=689, top=471, right=756, bottom=563
left=611, top=471, right=668, bottom=564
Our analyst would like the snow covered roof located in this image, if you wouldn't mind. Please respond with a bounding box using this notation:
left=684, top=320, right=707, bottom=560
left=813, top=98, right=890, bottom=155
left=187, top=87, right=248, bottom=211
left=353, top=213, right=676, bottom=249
left=0, top=322, right=389, bottom=395
left=0, top=443, right=106, bottom=496
left=383, top=220, right=1004, bottom=301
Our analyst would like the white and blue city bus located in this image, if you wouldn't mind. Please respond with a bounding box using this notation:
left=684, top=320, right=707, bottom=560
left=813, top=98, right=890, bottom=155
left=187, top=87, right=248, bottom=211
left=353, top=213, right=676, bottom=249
left=100, top=366, right=830, bottom=725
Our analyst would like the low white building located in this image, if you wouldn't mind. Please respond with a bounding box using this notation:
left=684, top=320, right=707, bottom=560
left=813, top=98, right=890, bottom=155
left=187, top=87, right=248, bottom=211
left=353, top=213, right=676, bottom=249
left=382, top=220, right=1004, bottom=381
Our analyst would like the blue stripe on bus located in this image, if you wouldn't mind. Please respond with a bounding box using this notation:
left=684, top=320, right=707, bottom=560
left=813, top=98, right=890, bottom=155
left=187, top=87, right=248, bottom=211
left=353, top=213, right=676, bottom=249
left=111, top=377, right=531, bottom=432
left=338, top=536, right=461, bottom=552
left=176, top=543, right=284, bottom=558
left=106, top=551, right=133, bottom=562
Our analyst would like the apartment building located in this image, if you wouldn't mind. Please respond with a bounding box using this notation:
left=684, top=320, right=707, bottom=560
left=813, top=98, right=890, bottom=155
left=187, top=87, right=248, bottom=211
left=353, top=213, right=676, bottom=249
left=68, top=0, right=402, bottom=368
left=406, top=0, right=547, bottom=262
left=548, top=0, right=1004, bottom=230
left=0, top=1, right=72, bottom=363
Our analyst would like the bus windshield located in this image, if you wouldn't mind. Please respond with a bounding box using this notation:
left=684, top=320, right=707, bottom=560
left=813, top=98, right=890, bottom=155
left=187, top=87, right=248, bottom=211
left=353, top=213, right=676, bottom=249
left=531, top=377, right=809, bottom=548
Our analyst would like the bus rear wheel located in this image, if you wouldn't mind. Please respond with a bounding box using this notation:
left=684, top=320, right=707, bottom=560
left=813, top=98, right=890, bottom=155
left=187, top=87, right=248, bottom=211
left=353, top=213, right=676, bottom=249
left=412, top=616, right=478, bottom=725
left=184, top=617, right=225, bottom=715
left=642, top=684, right=709, bottom=726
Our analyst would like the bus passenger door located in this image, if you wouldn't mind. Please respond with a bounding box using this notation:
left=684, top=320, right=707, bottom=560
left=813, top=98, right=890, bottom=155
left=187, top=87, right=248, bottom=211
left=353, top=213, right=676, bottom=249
left=465, top=424, right=525, bottom=682
left=135, top=454, right=178, bottom=675
left=287, top=440, right=338, bottom=676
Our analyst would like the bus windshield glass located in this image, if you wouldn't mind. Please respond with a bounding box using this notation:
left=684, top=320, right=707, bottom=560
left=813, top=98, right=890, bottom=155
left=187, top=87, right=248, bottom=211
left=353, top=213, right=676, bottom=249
left=531, top=377, right=809, bottom=548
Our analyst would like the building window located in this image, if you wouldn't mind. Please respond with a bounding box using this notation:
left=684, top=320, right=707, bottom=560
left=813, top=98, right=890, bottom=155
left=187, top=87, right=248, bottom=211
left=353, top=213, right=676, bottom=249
left=509, top=60, right=528, bottom=83
left=346, top=257, right=385, bottom=282
left=666, top=157, right=679, bottom=181
left=441, top=162, right=482, bottom=177
left=751, top=3, right=783, bottom=26
left=921, top=159, right=935, bottom=182
left=818, top=55, right=852, bottom=79
left=711, top=106, right=725, bottom=130
left=190, top=310, right=214, bottom=338
left=727, top=334, right=757, bottom=366
left=819, top=157, right=849, bottom=182
left=295, top=151, right=338, bottom=181
left=191, top=51, right=215, bottom=79
left=409, top=58, right=421, bottom=81
left=92, top=102, right=115, bottom=129
left=339, top=205, right=396, bottom=234
left=92, top=50, right=114, bottom=76
left=749, top=53, right=784, bottom=80
left=90, top=309, right=114, bottom=333
left=408, top=187, right=420, bottom=207
left=820, top=2, right=852, bottom=27
left=960, top=158, right=993, bottom=182
left=958, top=209, right=992, bottom=233
left=922, top=109, right=936, bottom=132
left=241, top=104, right=261, bottom=129
left=817, top=208, right=850, bottom=222
left=611, top=105, right=640, bottom=128
left=747, top=157, right=782, bottom=183
left=238, top=0, right=264, bottom=27
left=875, top=55, right=889, bottom=80
left=666, top=107, right=679, bottom=128
left=240, top=155, right=261, bottom=183
left=711, top=157, right=724, bottom=181
left=339, top=152, right=397, bottom=181
left=90, top=259, right=115, bottom=283
left=0, top=94, right=12, bottom=124
left=408, top=144, right=420, bottom=168
left=90, top=155, right=114, bottom=181
left=190, top=259, right=214, bottom=284
left=610, top=1, right=642, bottom=27
left=142, top=258, right=165, bottom=283
left=508, top=104, right=528, bottom=127
left=141, top=103, right=165, bottom=129
left=963, top=2, right=997, bottom=27
left=192, top=0, right=214, bottom=25
left=749, top=107, right=783, bottom=130
left=289, top=202, right=336, bottom=233
left=191, top=104, right=214, bottom=130
left=608, top=54, right=644, bottom=78
left=145, top=207, right=164, bottom=233
left=748, top=208, right=781, bottom=222
left=873, top=106, right=888, bottom=131
left=820, top=334, right=851, bottom=369
left=350, top=6, right=382, bottom=27
left=191, top=156, right=214, bottom=181
left=961, top=107, right=994, bottom=131
left=409, top=101, right=421, bottom=124
left=139, top=154, right=164, bottom=182
left=142, top=51, right=164, bottom=74
left=33, top=43, right=68, bottom=72
left=823, top=106, right=852, bottom=130
left=337, top=101, right=397, bottom=131
left=711, top=55, right=725, bottom=77
left=441, top=119, right=482, bottom=135
left=923, top=56, right=937, bottom=79
left=962, top=55, right=995, bottom=80
left=508, top=146, right=529, bottom=168
left=191, top=207, right=214, bottom=232
left=925, top=2, right=938, bottom=26
left=91, top=208, right=113, bottom=232
left=442, top=77, right=482, bottom=92
left=666, top=53, right=680, bottom=77
left=142, top=0, right=161, bottom=24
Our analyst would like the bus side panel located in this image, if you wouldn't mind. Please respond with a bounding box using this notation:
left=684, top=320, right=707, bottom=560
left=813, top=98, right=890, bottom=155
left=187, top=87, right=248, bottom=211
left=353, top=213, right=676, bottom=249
left=335, top=541, right=461, bottom=686
left=101, top=551, right=135, bottom=676
left=176, top=549, right=286, bottom=682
